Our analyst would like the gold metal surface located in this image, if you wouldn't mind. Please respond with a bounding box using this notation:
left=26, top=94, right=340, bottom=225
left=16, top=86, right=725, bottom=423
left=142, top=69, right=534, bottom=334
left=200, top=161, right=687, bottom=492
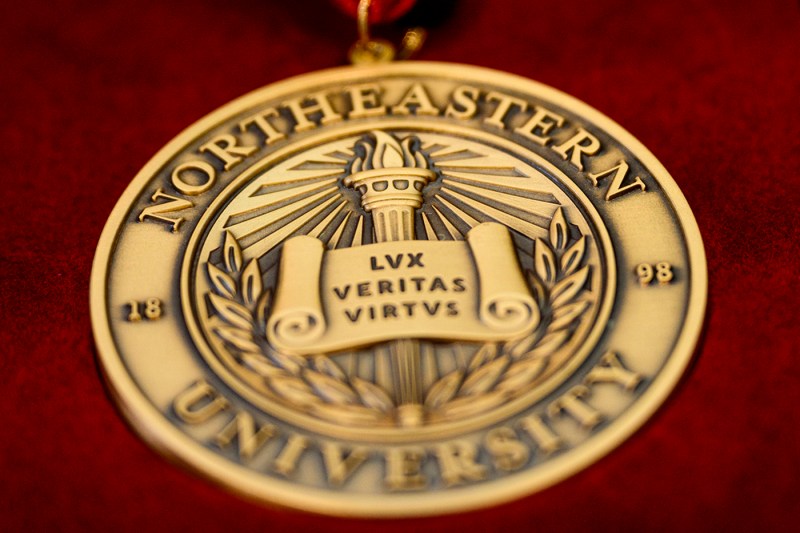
left=348, top=0, right=426, bottom=64
left=91, top=62, right=706, bottom=516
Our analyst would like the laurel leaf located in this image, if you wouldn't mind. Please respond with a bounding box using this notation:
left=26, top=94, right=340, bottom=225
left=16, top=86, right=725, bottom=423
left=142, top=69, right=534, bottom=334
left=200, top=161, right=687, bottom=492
left=268, top=350, right=305, bottom=375
left=550, top=300, right=590, bottom=331
left=560, top=235, right=586, bottom=277
left=550, top=266, right=589, bottom=308
left=528, top=330, right=569, bottom=358
left=351, top=377, right=394, bottom=412
left=526, top=269, right=547, bottom=307
left=214, top=326, right=260, bottom=353
left=460, top=355, right=510, bottom=395
left=223, top=231, right=243, bottom=274
left=496, top=357, right=547, bottom=393
left=468, top=343, right=498, bottom=371
left=207, top=263, right=236, bottom=299
left=312, top=403, right=384, bottom=425
left=256, top=289, right=272, bottom=334
left=440, top=390, right=507, bottom=418
left=208, top=293, right=252, bottom=330
left=424, top=370, right=463, bottom=408
left=240, top=259, right=263, bottom=308
left=312, top=355, right=346, bottom=381
left=240, top=353, right=287, bottom=378
left=549, top=207, right=569, bottom=251
left=304, top=370, right=358, bottom=404
left=505, top=333, right=540, bottom=359
left=534, top=238, right=557, bottom=286
left=269, top=376, right=318, bottom=407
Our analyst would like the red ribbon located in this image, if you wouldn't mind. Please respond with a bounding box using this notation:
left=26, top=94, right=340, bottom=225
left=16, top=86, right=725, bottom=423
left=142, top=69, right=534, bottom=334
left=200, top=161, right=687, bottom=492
left=330, top=0, right=417, bottom=23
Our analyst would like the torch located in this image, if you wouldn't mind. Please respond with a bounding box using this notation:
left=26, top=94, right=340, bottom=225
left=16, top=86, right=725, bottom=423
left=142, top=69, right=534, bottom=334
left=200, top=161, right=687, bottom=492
left=345, top=131, right=435, bottom=426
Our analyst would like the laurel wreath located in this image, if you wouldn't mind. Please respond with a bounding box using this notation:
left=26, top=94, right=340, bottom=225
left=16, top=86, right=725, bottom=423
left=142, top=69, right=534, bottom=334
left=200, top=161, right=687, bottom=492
left=422, top=207, right=591, bottom=418
left=205, top=206, right=591, bottom=425
left=205, top=232, right=395, bottom=426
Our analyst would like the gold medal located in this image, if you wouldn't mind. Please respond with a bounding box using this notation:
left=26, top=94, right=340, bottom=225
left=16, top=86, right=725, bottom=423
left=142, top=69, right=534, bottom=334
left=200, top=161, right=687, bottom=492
left=91, top=3, right=706, bottom=517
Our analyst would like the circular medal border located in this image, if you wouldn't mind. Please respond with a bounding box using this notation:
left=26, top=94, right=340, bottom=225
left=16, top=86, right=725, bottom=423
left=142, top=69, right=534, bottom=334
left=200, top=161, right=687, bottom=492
left=91, top=62, right=708, bottom=517
left=183, top=121, right=617, bottom=443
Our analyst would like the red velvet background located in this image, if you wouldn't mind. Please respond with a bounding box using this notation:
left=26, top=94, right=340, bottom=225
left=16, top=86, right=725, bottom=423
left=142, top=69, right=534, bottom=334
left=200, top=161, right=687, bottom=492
left=2, top=0, right=798, bottom=530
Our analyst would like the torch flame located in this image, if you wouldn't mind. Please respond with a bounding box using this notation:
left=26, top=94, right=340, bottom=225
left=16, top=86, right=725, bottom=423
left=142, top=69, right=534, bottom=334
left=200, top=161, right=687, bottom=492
left=350, top=131, right=430, bottom=174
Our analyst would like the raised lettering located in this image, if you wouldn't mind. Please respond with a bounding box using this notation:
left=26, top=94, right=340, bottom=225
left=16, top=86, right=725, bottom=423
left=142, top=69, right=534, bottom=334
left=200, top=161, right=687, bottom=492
left=173, top=380, right=229, bottom=424
left=518, top=413, right=563, bottom=454
left=485, top=426, right=530, bottom=472
left=586, top=160, right=647, bottom=201
left=434, top=440, right=487, bottom=487
left=513, top=106, right=565, bottom=145
left=548, top=385, right=603, bottom=429
left=321, top=442, right=369, bottom=486
left=199, top=133, right=257, bottom=171
left=385, top=447, right=427, bottom=491
left=445, top=85, right=480, bottom=119
left=213, top=411, right=276, bottom=460
left=171, top=160, right=216, bottom=195
left=239, top=108, right=287, bottom=145
left=282, top=91, right=343, bottom=132
left=391, top=83, right=439, bottom=116
left=138, top=187, right=193, bottom=232
left=346, top=83, right=387, bottom=119
left=552, top=128, right=601, bottom=170
left=272, top=434, right=308, bottom=476
left=484, top=91, right=528, bottom=129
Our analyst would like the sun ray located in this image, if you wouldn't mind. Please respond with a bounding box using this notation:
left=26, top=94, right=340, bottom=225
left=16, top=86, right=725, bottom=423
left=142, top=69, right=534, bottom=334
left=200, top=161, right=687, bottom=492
left=430, top=204, right=465, bottom=239
left=251, top=170, right=344, bottom=195
left=438, top=189, right=549, bottom=240
left=326, top=149, right=355, bottom=161
left=337, top=212, right=364, bottom=248
left=434, top=164, right=524, bottom=177
left=327, top=210, right=352, bottom=249
left=443, top=170, right=558, bottom=204
left=433, top=195, right=482, bottom=228
left=350, top=215, right=365, bottom=247
left=421, top=208, right=455, bottom=240
left=226, top=186, right=337, bottom=236
left=289, top=157, right=348, bottom=170
left=442, top=180, right=558, bottom=222
left=239, top=195, right=340, bottom=258
left=427, top=148, right=484, bottom=162
left=421, top=143, right=447, bottom=155
left=306, top=200, right=347, bottom=240
left=420, top=212, right=439, bottom=241
left=226, top=178, right=339, bottom=226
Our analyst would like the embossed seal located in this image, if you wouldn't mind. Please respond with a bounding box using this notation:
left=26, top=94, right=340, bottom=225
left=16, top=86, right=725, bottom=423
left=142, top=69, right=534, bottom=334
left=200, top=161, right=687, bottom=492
left=91, top=62, right=706, bottom=516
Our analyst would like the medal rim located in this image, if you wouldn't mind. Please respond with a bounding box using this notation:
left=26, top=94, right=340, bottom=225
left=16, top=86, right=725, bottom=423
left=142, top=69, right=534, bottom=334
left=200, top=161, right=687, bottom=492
left=90, top=61, right=708, bottom=517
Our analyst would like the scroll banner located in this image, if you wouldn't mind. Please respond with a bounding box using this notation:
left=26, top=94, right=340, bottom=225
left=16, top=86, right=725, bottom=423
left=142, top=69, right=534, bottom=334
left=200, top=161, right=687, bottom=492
left=267, top=222, right=539, bottom=355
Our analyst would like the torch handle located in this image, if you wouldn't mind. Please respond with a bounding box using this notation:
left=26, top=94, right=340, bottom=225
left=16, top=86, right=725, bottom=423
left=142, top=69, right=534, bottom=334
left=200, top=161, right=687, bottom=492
left=373, top=205, right=425, bottom=427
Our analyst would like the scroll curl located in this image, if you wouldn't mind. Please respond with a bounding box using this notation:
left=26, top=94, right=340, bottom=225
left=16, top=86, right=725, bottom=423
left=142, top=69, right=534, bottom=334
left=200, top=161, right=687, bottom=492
left=269, top=310, right=325, bottom=347
left=481, top=296, right=537, bottom=332
left=467, top=223, right=539, bottom=334
left=266, top=235, right=327, bottom=352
